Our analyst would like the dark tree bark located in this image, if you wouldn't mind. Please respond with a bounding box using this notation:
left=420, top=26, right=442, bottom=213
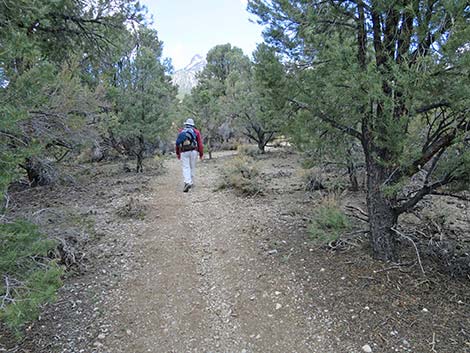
left=135, top=134, right=145, bottom=173
left=21, top=157, right=57, bottom=186
left=364, top=154, right=399, bottom=261
left=207, top=135, right=213, bottom=160
left=347, top=160, right=359, bottom=192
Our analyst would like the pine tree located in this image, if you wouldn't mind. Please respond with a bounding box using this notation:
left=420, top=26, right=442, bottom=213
left=249, top=0, right=470, bottom=261
left=111, top=28, right=176, bottom=172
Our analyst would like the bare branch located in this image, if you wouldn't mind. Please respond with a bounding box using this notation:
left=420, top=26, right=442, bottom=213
left=289, top=99, right=363, bottom=141
left=395, top=172, right=455, bottom=214
left=416, top=101, right=450, bottom=114
left=391, top=228, right=425, bottom=276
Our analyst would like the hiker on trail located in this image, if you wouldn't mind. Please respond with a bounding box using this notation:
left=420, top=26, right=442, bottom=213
left=175, top=118, right=204, bottom=192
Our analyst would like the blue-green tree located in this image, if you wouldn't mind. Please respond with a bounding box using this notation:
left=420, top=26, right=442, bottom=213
left=111, top=27, right=177, bottom=172
left=249, top=0, right=470, bottom=260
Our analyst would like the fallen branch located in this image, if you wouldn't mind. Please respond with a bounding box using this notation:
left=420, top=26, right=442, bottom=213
left=430, top=332, right=437, bottom=352
left=0, top=193, right=11, bottom=222
left=345, top=205, right=369, bottom=222
left=1, top=275, right=13, bottom=309
left=392, top=227, right=426, bottom=276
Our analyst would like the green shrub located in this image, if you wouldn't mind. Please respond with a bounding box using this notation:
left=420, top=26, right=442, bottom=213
left=219, top=156, right=263, bottom=195
left=0, top=221, right=63, bottom=333
left=309, top=203, right=351, bottom=244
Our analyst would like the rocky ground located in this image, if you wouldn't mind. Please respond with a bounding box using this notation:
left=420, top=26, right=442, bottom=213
left=1, top=149, right=469, bottom=353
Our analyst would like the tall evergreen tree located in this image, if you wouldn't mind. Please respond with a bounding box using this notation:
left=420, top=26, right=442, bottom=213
left=111, top=27, right=176, bottom=172
left=0, top=0, right=145, bottom=199
left=249, top=0, right=470, bottom=260
left=186, top=44, right=250, bottom=158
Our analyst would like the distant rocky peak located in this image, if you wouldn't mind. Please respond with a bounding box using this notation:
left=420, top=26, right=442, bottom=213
left=172, top=54, right=207, bottom=97
left=184, top=54, right=206, bottom=71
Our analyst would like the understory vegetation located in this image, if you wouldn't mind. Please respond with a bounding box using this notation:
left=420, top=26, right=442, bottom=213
left=0, top=221, right=63, bottom=332
left=308, top=199, right=351, bottom=245
left=219, top=154, right=263, bottom=196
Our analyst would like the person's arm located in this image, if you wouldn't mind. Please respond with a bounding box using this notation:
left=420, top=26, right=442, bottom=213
left=175, top=144, right=181, bottom=159
left=175, top=128, right=182, bottom=159
left=196, top=129, right=203, bottom=159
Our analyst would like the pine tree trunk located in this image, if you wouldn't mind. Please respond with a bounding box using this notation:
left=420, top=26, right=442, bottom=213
left=347, top=160, right=359, bottom=191
left=366, top=158, right=399, bottom=261
left=135, top=135, right=145, bottom=173
left=136, top=154, right=143, bottom=173
left=207, top=135, right=213, bottom=160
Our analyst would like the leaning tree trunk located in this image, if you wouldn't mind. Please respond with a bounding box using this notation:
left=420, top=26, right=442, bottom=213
left=135, top=135, right=145, bottom=173
left=136, top=153, right=143, bottom=173
left=207, top=135, right=213, bottom=160
left=347, top=159, right=359, bottom=192
left=22, top=157, right=58, bottom=186
left=365, top=155, right=399, bottom=261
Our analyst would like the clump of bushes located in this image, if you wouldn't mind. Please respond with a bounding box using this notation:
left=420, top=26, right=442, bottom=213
left=301, top=167, right=352, bottom=192
left=219, top=156, right=263, bottom=195
left=301, top=168, right=326, bottom=191
left=116, top=197, right=146, bottom=220
left=237, top=144, right=260, bottom=158
left=309, top=199, right=351, bottom=245
left=0, top=220, right=63, bottom=333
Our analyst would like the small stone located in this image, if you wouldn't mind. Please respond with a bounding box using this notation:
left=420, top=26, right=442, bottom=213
left=126, top=329, right=132, bottom=335
left=97, top=333, right=106, bottom=340
left=276, top=303, right=282, bottom=310
left=422, top=308, right=429, bottom=312
left=362, top=344, right=372, bottom=352
left=268, top=249, right=278, bottom=255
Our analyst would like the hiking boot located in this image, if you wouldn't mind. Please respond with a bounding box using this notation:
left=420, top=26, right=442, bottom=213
left=183, top=183, right=190, bottom=192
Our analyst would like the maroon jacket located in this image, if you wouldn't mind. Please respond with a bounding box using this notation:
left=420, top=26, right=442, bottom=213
left=175, top=127, right=203, bottom=159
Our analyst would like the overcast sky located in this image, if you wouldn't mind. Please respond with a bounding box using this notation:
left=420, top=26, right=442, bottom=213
left=140, top=0, right=264, bottom=69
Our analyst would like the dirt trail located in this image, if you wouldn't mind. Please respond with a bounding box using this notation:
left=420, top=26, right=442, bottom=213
left=103, top=154, right=329, bottom=353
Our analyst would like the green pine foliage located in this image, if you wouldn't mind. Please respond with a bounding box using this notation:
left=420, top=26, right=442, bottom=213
left=109, top=27, right=177, bottom=171
left=249, top=0, right=470, bottom=260
left=309, top=203, right=351, bottom=245
left=0, top=221, right=63, bottom=332
left=0, top=0, right=149, bottom=199
left=184, top=44, right=252, bottom=157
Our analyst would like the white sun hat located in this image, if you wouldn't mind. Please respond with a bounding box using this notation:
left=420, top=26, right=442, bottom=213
left=184, top=118, right=195, bottom=126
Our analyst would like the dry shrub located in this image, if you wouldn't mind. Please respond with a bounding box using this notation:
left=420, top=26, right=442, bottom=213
left=301, top=168, right=326, bottom=191
left=219, top=141, right=238, bottom=151
left=219, top=156, right=262, bottom=196
left=237, top=144, right=260, bottom=158
left=116, top=197, right=146, bottom=219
